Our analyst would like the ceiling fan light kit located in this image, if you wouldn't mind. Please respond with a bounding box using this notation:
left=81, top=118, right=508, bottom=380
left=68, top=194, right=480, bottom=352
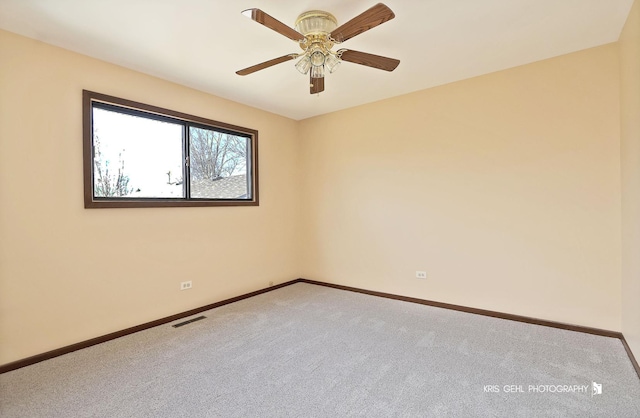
left=237, top=3, right=400, bottom=94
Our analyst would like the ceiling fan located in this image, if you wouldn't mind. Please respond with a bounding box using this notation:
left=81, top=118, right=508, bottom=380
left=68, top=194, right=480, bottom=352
left=236, top=3, right=400, bottom=94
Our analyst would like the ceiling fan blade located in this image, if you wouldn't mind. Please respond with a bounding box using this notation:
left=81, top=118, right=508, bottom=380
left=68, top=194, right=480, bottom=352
left=310, top=74, right=325, bottom=94
left=339, top=49, right=400, bottom=72
left=330, top=3, right=395, bottom=43
left=242, top=9, right=305, bottom=42
left=236, top=54, right=297, bottom=76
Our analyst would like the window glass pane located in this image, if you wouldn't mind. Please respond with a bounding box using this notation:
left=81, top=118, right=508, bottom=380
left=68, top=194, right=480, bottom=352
left=84, top=91, right=258, bottom=208
left=189, top=126, right=250, bottom=199
left=92, top=107, right=184, bottom=198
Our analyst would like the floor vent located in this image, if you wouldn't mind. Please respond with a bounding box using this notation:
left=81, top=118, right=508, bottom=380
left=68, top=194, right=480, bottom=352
left=172, top=315, right=206, bottom=328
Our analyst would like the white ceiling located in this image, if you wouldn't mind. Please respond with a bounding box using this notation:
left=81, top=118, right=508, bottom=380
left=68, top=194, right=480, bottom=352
left=0, top=0, right=634, bottom=120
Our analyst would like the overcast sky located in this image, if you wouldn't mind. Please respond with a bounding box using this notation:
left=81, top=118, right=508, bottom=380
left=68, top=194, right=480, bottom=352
left=93, top=107, right=184, bottom=197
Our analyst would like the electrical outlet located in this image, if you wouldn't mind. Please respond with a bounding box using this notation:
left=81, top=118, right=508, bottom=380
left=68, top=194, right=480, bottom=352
left=180, top=281, right=192, bottom=290
left=416, top=271, right=427, bottom=279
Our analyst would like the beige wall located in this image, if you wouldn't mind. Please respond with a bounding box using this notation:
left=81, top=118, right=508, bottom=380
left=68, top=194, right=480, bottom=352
left=0, top=30, right=301, bottom=365
left=299, top=44, right=622, bottom=331
left=621, top=0, right=640, bottom=362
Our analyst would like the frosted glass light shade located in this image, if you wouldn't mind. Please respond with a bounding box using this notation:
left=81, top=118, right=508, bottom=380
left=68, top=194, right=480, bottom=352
left=310, top=51, right=326, bottom=66
left=325, top=54, right=340, bottom=73
left=295, top=56, right=311, bottom=74
left=310, top=64, right=325, bottom=79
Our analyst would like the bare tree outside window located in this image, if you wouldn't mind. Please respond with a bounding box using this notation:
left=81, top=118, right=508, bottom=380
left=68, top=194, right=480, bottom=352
left=93, top=133, right=133, bottom=197
left=189, top=127, right=248, bottom=180
left=189, top=127, right=250, bottom=199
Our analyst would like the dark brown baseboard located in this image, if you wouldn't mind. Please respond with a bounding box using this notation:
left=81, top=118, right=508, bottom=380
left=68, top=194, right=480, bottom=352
left=298, top=278, right=640, bottom=380
left=0, top=279, right=299, bottom=374
left=2, top=277, right=639, bottom=381
left=621, top=336, right=640, bottom=379
left=298, top=279, right=620, bottom=337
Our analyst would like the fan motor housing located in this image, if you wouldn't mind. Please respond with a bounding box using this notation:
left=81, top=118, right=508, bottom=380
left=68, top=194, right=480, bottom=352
left=295, top=10, right=337, bottom=35
left=295, top=10, right=337, bottom=51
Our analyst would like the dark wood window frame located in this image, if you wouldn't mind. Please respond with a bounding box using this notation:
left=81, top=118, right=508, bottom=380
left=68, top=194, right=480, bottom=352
left=82, top=90, right=259, bottom=208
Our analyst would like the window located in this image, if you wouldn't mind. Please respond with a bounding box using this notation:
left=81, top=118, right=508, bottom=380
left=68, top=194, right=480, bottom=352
left=83, top=90, right=258, bottom=208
